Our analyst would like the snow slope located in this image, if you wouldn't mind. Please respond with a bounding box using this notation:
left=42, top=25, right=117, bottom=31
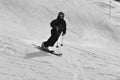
left=0, top=0, right=120, bottom=80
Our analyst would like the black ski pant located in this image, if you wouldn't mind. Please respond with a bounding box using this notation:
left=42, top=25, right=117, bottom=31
left=44, top=29, right=61, bottom=47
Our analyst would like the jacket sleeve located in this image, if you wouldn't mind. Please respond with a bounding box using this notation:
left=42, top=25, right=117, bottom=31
left=63, top=21, right=66, bottom=34
left=50, top=20, right=57, bottom=28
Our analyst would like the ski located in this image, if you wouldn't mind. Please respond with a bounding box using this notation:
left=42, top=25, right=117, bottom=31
left=33, top=44, right=62, bottom=57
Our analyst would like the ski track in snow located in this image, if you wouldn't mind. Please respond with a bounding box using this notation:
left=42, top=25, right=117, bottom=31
left=0, top=0, right=120, bottom=80
left=1, top=36, right=120, bottom=80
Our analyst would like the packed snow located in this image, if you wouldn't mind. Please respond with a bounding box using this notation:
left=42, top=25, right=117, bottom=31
left=0, top=0, right=120, bottom=80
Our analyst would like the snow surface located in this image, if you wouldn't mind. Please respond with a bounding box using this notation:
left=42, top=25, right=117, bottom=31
left=0, top=0, right=120, bottom=80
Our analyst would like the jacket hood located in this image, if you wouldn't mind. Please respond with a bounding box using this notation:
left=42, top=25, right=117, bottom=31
left=57, top=12, right=64, bottom=20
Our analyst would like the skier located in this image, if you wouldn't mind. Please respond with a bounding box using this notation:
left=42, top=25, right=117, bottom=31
left=41, top=12, right=67, bottom=50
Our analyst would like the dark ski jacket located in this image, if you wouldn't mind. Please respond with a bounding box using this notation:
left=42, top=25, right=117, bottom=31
left=50, top=16, right=66, bottom=35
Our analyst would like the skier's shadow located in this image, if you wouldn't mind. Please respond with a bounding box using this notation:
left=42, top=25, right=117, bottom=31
left=24, top=50, right=50, bottom=59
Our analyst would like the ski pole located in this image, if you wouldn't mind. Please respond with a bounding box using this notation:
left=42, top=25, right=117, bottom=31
left=61, top=35, right=64, bottom=46
left=56, top=27, right=59, bottom=48
left=56, top=40, right=59, bottom=48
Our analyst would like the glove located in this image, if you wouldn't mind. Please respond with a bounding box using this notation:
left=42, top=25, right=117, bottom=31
left=56, top=27, right=59, bottom=32
left=62, top=33, right=65, bottom=36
